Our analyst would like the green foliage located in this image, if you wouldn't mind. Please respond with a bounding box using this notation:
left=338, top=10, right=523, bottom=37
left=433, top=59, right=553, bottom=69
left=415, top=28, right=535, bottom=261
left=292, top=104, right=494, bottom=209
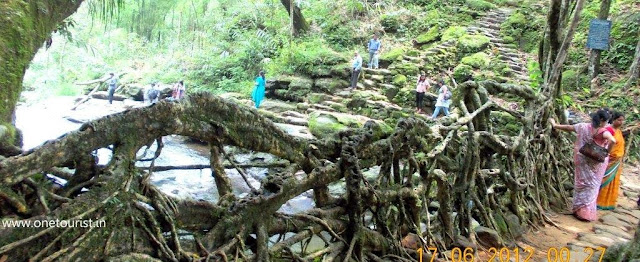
left=460, top=52, right=490, bottom=69
left=499, top=8, right=543, bottom=52
left=526, top=60, right=542, bottom=89
left=381, top=13, right=401, bottom=33
left=392, top=74, right=408, bottom=86
left=453, top=64, right=473, bottom=82
left=267, top=39, right=345, bottom=76
left=442, top=26, right=468, bottom=41
left=457, top=34, right=490, bottom=53
left=465, top=0, right=496, bottom=11
left=604, top=11, right=640, bottom=70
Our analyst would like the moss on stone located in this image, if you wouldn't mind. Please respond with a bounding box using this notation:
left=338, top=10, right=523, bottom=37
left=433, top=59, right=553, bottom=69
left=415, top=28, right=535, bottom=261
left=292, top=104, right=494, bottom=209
left=392, top=74, right=408, bottom=86
left=460, top=52, right=491, bottom=69
left=416, top=27, right=441, bottom=44
left=458, top=34, right=491, bottom=54
left=466, top=0, right=496, bottom=11
left=442, top=26, right=468, bottom=41
left=392, top=62, right=419, bottom=77
left=380, top=47, right=406, bottom=63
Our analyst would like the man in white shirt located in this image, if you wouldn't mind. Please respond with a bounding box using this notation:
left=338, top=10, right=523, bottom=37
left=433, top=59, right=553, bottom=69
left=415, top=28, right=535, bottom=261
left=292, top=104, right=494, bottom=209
left=350, top=51, right=363, bottom=89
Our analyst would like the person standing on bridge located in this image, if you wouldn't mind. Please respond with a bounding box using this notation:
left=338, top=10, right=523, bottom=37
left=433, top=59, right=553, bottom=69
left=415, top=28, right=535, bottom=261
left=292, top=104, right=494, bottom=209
left=367, top=33, right=381, bottom=69
left=597, top=112, right=625, bottom=210
left=431, top=79, right=451, bottom=119
left=549, top=110, right=617, bottom=221
left=252, top=71, right=266, bottom=109
left=107, top=73, right=118, bottom=104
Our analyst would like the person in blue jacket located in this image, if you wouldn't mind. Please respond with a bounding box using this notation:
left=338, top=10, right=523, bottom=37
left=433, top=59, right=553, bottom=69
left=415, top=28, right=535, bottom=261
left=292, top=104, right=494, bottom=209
left=252, top=71, right=266, bottom=108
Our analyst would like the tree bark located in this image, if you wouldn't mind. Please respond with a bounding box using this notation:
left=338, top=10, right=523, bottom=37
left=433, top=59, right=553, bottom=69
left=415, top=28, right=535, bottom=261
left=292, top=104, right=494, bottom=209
left=0, top=0, right=84, bottom=150
left=280, top=0, right=309, bottom=36
left=587, top=0, right=612, bottom=81
left=625, top=35, right=640, bottom=89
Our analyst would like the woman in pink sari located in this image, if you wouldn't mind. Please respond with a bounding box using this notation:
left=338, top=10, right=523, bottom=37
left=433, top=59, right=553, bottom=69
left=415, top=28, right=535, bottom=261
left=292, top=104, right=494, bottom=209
left=549, top=109, right=617, bottom=221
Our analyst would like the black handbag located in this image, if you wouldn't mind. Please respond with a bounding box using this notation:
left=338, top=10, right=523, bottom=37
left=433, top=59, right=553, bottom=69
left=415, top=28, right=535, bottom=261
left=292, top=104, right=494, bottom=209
left=579, top=128, right=608, bottom=162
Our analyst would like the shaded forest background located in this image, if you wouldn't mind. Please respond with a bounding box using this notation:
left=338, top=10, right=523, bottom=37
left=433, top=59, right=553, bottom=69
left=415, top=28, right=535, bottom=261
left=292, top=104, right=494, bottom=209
left=24, top=0, right=639, bottom=130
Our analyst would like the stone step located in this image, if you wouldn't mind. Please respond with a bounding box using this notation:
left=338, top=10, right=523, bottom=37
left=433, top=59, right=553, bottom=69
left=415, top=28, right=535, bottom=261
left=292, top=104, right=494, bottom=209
left=368, top=74, right=385, bottom=82
left=363, top=68, right=392, bottom=75
left=489, top=38, right=505, bottom=44
left=311, top=104, right=336, bottom=112
left=402, top=55, right=422, bottom=63
left=281, top=110, right=307, bottom=119
left=363, top=79, right=377, bottom=89
left=477, top=22, right=501, bottom=30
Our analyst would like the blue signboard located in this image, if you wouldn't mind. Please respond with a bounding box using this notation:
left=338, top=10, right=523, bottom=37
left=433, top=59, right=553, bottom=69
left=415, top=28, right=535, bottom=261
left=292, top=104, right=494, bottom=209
left=586, top=19, right=612, bottom=50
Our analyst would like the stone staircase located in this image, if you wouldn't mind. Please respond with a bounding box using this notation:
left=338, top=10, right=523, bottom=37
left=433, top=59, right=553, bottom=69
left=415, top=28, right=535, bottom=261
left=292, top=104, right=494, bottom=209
left=237, top=7, right=537, bottom=141
left=467, top=8, right=532, bottom=86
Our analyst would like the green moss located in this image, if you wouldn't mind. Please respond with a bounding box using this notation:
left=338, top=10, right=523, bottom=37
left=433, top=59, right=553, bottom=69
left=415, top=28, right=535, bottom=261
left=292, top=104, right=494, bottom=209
left=406, top=49, right=420, bottom=57
left=457, top=34, right=491, bottom=53
left=380, top=47, right=406, bottom=63
left=381, top=13, right=401, bottom=32
left=466, top=0, right=496, bottom=11
left=415, top=27, right=441, bottom=44
left=453, top=64, right=473, bottom=82
left=392, top=74, right=408, bottom=86
left=460, top=52, right=491, bottom=69
left=442, top=26, right=468, bottom=41
left=308, top=112, right=348, bottom=139
left=392, top=62, right=419, bottom=76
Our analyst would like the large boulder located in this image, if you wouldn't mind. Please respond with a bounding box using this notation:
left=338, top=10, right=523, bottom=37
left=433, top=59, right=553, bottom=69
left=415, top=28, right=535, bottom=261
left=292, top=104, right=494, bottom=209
left=122, top=83, right=145, bottom=101
left=442, top=26, right=467, bottom=41
left=390, top=62, right=419, bottom=77
left=379, top=47, right=406, bottom=64
left=392, top=74, right=408, bottom=86
left=271, top=76, right=314, bottom=102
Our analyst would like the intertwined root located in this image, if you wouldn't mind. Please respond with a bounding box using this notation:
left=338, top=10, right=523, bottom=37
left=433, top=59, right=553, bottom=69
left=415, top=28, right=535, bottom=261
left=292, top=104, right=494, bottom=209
left=0, top=84, right=575, bottom=261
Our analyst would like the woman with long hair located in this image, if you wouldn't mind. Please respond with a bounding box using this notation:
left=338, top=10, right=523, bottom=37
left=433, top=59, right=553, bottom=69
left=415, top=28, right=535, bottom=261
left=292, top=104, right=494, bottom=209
left=549, top=109, right=617, bottom=221
left=252, top=71, right=266, bottom=109
left=415, top=72, right=429, bottom=113
left=596, top=112, right=625, bottom=210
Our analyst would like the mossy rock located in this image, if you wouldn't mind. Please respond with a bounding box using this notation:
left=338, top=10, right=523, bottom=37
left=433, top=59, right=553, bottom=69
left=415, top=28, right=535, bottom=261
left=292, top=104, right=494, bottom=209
left=458, top=34, right=491, bottom=54
left=392, top=88, right=414, bottom=107
left=460, top=52, right=490, bottom=69
left=453, top=64, right=474, bottom=82
left=466, top=0, right=496, bottom=11
left=0, top=123, right=18, bottom=148
left=406, top=49, right=420, bottom=57
left=307, top=93, right=328, bottom=104
left=330, top=63, right=352, bottom=78
left=273, top=76, right=314, bottom=101
left=392, top=74, right=408, bottom=86
left=314, top=78, right=349, bottom=93
left=308, top=112, right=348, bottom=139
left=382, top=85, right=400, bottom=100
left=380, top=47, right=406, bottom=63
left=311, top=66, right=333, bottom=78
left=442, top=26, right=468, bottom=41
left=416, top=27, right=441, bottom=44
left=392, top=62, right=419, bottom=76
left=352, top=90, right=388, bottom=101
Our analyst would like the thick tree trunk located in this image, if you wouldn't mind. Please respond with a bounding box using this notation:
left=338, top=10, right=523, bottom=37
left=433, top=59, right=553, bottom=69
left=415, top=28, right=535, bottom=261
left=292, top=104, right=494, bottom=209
left=625, top=35, right=640, bottom=89
left=587, top=0, right=612, bottom=81
left=0, top=0, right=84, bottom=150
left=280, top=0, right=309, bottom=36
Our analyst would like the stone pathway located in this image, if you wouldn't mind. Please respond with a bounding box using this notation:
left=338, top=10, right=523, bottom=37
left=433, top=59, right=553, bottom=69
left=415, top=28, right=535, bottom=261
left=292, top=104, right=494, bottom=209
left=509, top=164, right=640, bottom=262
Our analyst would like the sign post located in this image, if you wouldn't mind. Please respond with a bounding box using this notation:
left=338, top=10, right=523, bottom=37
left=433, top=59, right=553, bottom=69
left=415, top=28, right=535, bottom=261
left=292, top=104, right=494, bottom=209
left=586, top=19, right=612, bottom=50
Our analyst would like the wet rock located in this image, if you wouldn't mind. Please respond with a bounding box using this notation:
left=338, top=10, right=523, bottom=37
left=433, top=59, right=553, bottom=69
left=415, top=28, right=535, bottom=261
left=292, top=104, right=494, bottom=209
left=401, top=233, right=421, bottom=249
left=504, top=212, right=524, bottom=238
left=475, top=226, right=503, bottom=248
left=453, top=235, right=477, bottom=251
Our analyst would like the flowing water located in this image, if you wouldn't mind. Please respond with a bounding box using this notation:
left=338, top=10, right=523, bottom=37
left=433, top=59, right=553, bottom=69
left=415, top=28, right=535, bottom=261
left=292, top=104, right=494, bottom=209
left=15, top=95, right=315, bottom=213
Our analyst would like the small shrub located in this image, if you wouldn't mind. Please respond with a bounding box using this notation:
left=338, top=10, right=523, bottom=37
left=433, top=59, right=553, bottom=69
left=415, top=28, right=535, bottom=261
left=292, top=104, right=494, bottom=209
left=453, top=64, right=474, bottom=82
left=381, top=14, right=401, bottom=33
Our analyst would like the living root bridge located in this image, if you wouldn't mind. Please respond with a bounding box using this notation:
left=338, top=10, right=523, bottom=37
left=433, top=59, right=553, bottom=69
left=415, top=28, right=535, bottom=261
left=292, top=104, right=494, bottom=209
left=0, top=82, right=575, bottom=261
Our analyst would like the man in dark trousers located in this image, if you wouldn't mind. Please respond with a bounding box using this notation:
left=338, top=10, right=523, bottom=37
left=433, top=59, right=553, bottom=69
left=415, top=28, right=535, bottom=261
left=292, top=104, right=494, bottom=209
left=107, top=73, right=118, bottom=104
left=350, top=51, right=362, bottom=89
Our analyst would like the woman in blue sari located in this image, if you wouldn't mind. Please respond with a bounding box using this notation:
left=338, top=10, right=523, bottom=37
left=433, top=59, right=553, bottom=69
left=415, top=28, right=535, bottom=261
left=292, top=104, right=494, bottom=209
left=252, top=71, right=266, bottom=108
